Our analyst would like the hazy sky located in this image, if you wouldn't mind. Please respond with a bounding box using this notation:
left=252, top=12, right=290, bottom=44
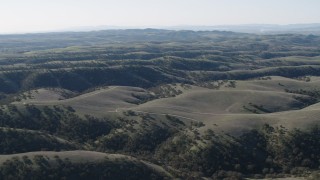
left=0, top=0, right=319, bottom=33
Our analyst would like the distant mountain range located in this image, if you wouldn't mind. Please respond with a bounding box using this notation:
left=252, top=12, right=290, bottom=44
left=61, top=24, right=320, bottom=35
left=1, top=24, right=319, bottom=35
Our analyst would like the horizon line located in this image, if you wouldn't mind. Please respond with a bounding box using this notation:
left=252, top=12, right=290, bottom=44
left=1, top=23, right=320, bottom=35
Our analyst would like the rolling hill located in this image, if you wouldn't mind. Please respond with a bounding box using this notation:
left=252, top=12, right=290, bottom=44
left=0, top=151, right=172, bottom=180
left=1, top=29, right=320, bottom=179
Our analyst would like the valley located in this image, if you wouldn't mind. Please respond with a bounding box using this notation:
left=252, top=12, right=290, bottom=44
left=0, top=30, right=320, bottom=179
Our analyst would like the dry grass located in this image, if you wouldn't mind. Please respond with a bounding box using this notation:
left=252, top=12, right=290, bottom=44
left=13, top=77, right=320, bottom=136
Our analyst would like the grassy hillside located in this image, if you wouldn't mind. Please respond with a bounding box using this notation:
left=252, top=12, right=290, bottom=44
left=0, top=151, right=172, bottom=180
left=5, top=77, right=319, bottom=178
